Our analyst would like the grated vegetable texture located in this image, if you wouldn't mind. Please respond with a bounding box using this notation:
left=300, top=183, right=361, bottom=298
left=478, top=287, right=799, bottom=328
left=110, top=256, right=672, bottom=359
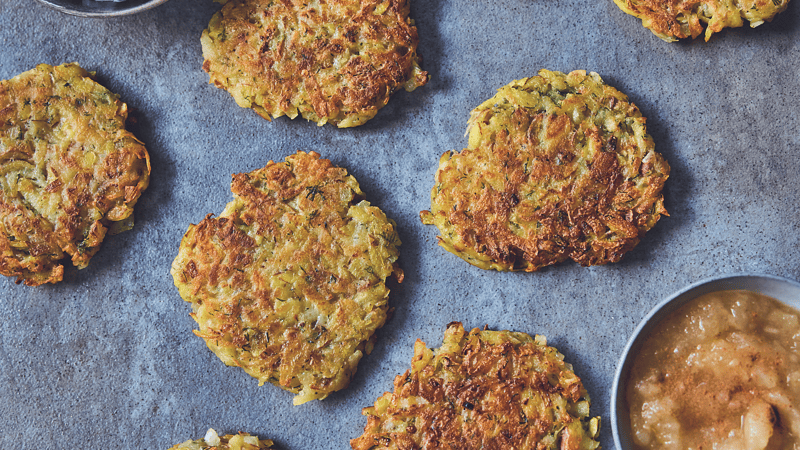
left=171, top=151, right=403, bottom=405
left=169, top=429, right=273, bottom=450
left=614, top=0, right=791, bottom=41
left=201, top=0, right=428, bottom=127
left=421, top=70, right=669, bottom=272
left=352, top=322, right=601, bottom=450
left=0, top=62, right=150, bottom=286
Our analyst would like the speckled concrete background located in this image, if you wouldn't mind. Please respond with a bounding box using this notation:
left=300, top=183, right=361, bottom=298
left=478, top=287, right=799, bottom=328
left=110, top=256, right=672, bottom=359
left=0, top=0, right=798, bottom=448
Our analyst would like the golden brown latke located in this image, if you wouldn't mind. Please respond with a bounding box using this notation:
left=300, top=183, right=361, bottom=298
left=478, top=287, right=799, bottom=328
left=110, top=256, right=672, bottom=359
left=0, top=63, right=150, bottom=286
left=171, top=151, right=402, bottom=405
left=201, top=0, right=428, bottom=128
left=169, top=429, right=273, bottom=450
left=614, top=0, right=791, bottom=41
left=421, top=70, right=669, bottom=272
left=351, top=322, right=601, bottom=450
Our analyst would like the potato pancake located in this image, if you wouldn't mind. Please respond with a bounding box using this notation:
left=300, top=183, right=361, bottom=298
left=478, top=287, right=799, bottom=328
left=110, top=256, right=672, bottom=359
left=0, top=63, right=151, bottom=286
left=170, top=429, right=273, bottom=449
left=421, top=70, right=669, bottom=272
left=201, top=0, right=428, bottom=128
left=171, top=151, right=403, bottom=405
left=614, top=0, right=791, bottom=41
left=351, top=322, right=601, bottom=450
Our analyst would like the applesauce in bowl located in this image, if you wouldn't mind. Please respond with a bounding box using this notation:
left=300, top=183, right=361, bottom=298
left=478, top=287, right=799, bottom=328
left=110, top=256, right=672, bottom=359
left=611, top=275, right=800, bottom=450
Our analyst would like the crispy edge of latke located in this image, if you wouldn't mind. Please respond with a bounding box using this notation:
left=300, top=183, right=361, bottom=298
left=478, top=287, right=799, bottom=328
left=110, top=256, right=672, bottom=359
left=421, top=70, right=669, bottom=272
left=169, top=428, right=274, bottom=450
left=351, top=322, right=601, bottom=450
left=613, top=0, right=791, bottom=41
left=173, top=210, right=394, bottom=405
left=0, top=62, right=151, bottom=286
left=200, top=0, right=428, bottom=128
left=171, top=151, right=403, bottom=404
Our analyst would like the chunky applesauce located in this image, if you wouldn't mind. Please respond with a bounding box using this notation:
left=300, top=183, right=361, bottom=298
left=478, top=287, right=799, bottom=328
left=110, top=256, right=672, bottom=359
left=626, top=290, right=800, bottom=450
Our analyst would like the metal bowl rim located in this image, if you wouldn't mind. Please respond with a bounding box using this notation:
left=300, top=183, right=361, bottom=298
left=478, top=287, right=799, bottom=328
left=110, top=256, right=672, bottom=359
left=33, top=0, right=169, bottom=17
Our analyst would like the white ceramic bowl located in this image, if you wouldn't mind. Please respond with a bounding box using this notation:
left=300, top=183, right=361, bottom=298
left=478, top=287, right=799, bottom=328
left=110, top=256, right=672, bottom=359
left=610, top=273, right=800, bottom=449
left=34, top=0, right=169, bottom=17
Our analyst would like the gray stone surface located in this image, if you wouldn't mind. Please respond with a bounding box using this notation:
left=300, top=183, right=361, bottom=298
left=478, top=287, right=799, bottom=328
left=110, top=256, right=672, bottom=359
left=0, top=0, right=798, bottom=448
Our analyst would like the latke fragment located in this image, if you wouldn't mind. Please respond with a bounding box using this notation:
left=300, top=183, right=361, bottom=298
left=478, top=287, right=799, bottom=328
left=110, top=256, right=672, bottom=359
left=169, top=429, right=273, bottom=449
left=201, top=0, right=428, bottom=127
left=0, top=63, right=151, bottom=286
left=351, top=322, right=601, bottom=450
left=421, top=70, right=669, bottom=272
left=614, top=0, right=791, bottom=41
left=171, top=151, right=402, bottom=405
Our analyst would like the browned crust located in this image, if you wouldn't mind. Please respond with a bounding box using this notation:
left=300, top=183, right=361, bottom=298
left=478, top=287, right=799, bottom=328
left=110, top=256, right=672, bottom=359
left=614, top=0, right=791, bottom=41
left=171, top=151, right=402, bottom=404
left=422, top=71, right=669, bottom=272
left=201, top=0, right=428, bottom=127
left=0, top=63, right=150, bottom=286
left=351, top=323, right=600, bottom=450
left=620, top=0, right=704, bottom=39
